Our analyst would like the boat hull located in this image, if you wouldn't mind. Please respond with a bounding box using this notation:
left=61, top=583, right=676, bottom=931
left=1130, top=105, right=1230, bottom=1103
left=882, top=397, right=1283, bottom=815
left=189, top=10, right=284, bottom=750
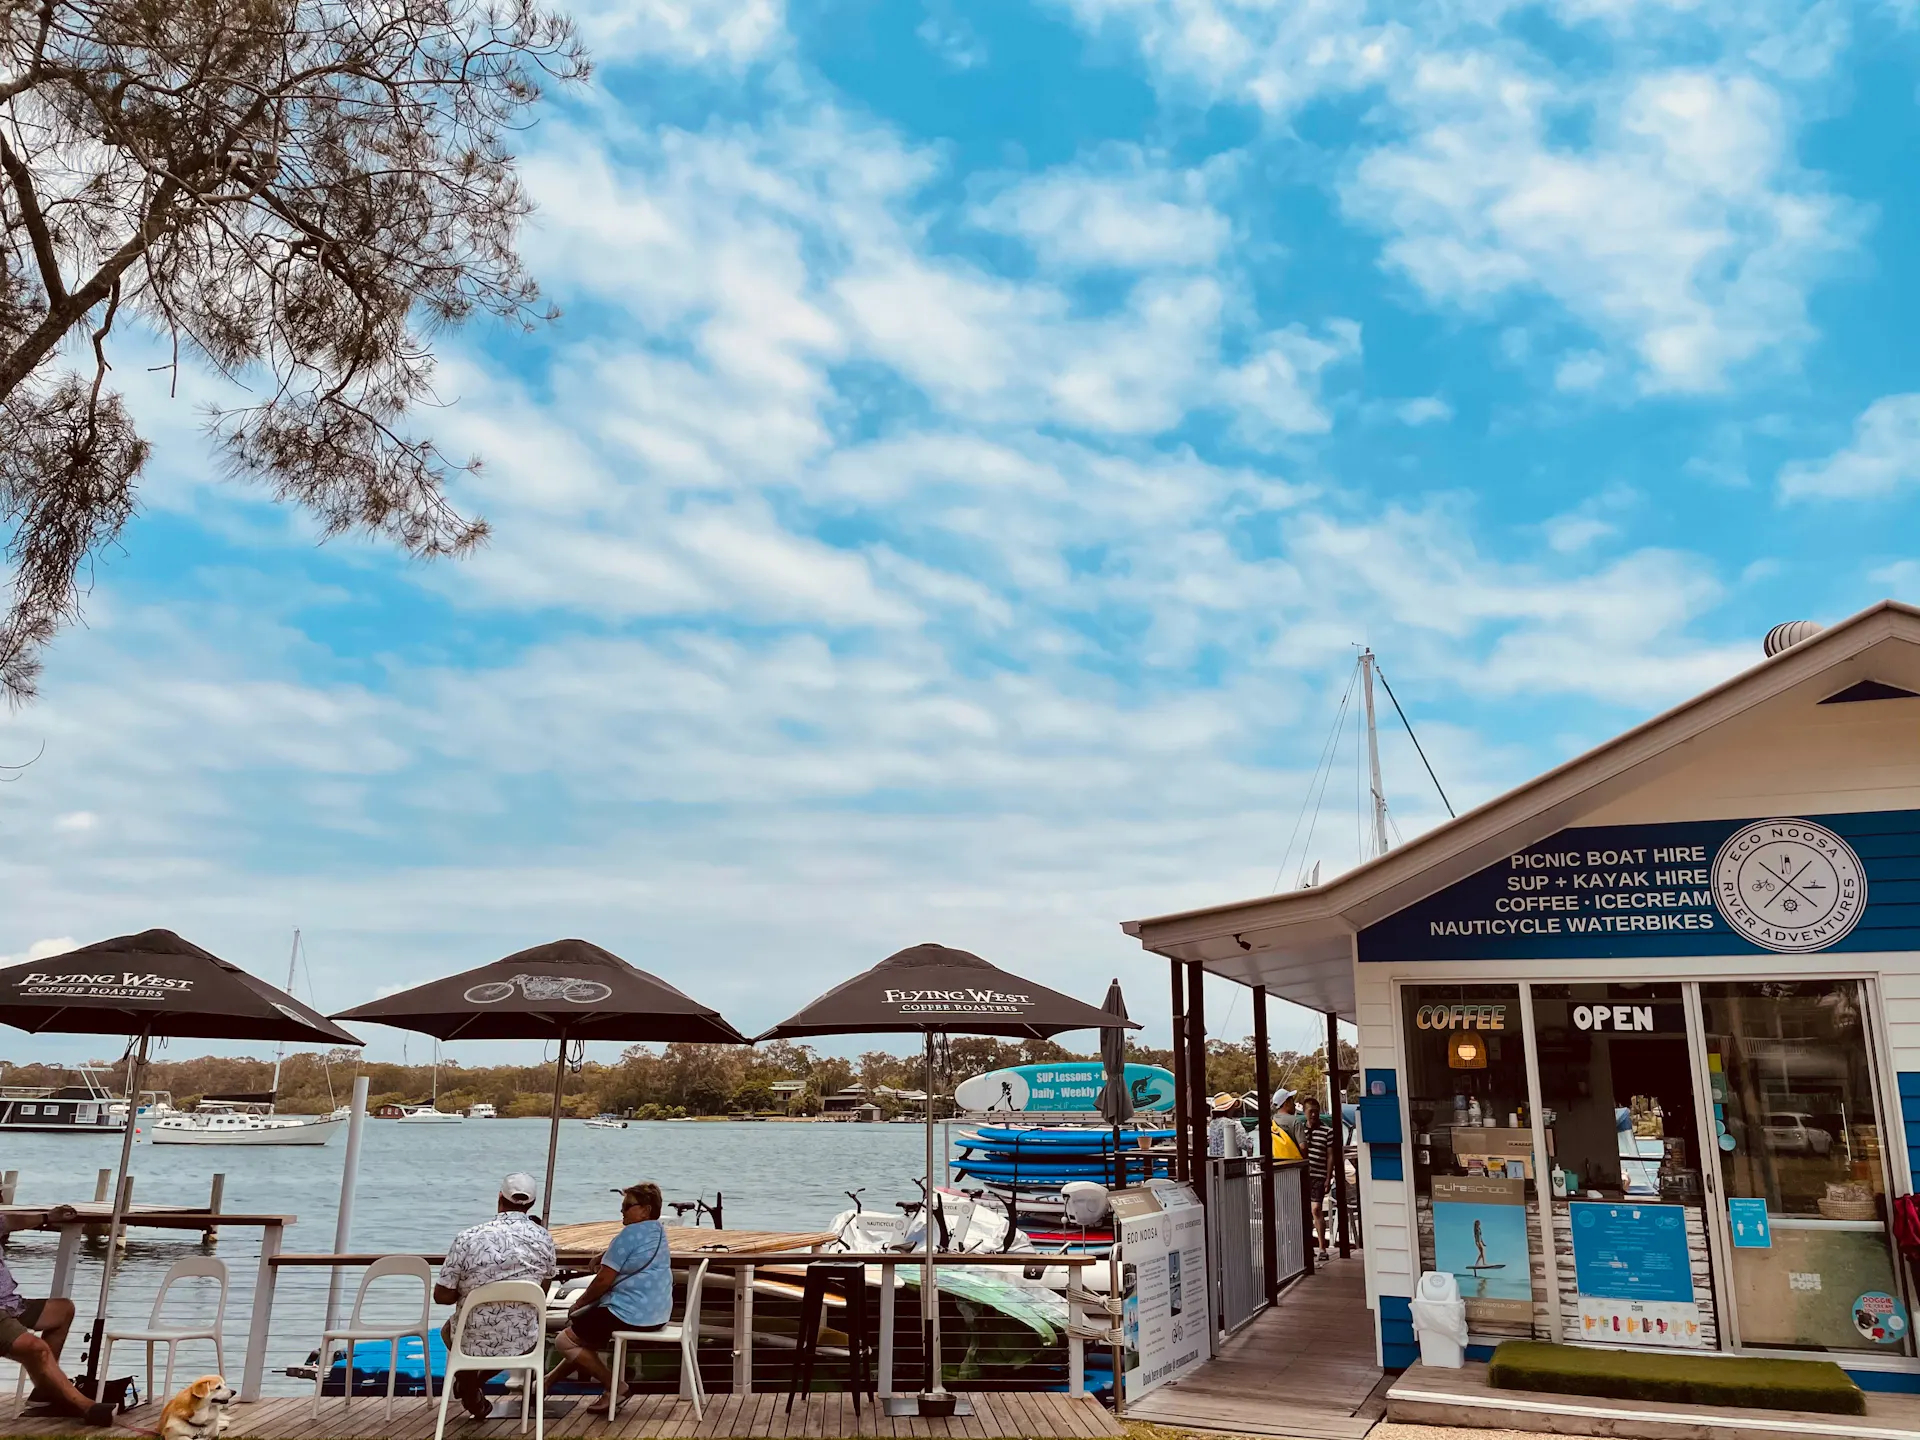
left=150, top=1115, right=346, bottom=1146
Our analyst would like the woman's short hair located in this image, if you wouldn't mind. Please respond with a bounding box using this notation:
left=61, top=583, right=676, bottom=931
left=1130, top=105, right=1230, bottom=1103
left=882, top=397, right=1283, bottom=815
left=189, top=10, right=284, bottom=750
left=619, top=1181, right=663, bottom=1220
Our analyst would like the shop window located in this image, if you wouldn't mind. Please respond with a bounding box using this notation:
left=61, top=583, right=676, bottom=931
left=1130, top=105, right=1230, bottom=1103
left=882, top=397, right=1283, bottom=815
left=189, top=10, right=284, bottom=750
left=1533, top=984, right=1718, bottom=1350
left=1401, top=983, right=1544, bottom=1339
left=1701, top=981, right=1910, bottom=1356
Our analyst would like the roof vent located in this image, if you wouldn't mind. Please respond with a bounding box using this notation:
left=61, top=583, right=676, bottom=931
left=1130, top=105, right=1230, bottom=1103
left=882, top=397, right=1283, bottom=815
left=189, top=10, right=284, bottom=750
left=1764, top=620, right=1822, bottom=656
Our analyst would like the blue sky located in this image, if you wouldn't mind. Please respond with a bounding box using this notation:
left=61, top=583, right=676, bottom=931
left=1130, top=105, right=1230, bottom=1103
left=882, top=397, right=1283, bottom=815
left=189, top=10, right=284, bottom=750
left=3, top=0, right=1918, bottom=1068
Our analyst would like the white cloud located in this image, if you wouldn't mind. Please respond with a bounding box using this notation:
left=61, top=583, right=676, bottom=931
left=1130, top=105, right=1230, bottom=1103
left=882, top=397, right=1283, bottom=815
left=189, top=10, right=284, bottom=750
left=1779, top=395, right=1920, bottom=499
left=0, top=938, right=77, bottom=967
left=973, top=158, right=1230, bottom=270
left=1395, top=396, right=1452, bottom=426
left=566, top=0, right=785, bottom=64
left=1544, top=514, right=1617, bottom=552
left=1345, top=63, right=1850, bottom=393
left=53, top=811, right=97, bottom=833
left=1555, top=352, right=1608, bottom=392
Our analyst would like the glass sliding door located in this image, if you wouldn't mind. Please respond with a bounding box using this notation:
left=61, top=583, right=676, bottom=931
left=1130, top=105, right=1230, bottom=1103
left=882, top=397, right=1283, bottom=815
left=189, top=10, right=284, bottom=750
left=1534, top=984, right=1718, bottom=1349
left=1698, top=981, right=1912, bottom=1356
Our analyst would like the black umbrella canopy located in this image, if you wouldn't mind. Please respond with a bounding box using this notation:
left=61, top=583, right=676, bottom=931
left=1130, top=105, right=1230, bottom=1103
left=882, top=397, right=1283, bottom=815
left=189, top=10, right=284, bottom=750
left=0, top=929, right=361, bottom=1045
left=334, top=938, right=749, bottom=1044
left=756, top=943, right=1136, bottom=1040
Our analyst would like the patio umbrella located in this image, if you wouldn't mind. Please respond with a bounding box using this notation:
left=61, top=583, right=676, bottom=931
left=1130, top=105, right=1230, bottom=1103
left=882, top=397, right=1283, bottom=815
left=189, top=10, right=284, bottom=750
left=756, top=943, right=1133, bottom=1413
left=0, top=929, right=363, bottom=1390
left=1094, top=980, right=1134, bottom=1185
left=334, top=938, right=748, bottom=1217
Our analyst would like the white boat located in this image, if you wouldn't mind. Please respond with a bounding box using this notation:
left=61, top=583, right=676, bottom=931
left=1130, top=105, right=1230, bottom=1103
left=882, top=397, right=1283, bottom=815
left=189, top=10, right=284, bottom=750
left=467, top=1103, right=498, bottom=1119
left=398, top=1104, right=463, bottom=1124
left=151, top=1102, right=349, bottom=1146
left=582, top=1114, right=628, bottom=1130
left=396, top=1037, right=463, bottom=1122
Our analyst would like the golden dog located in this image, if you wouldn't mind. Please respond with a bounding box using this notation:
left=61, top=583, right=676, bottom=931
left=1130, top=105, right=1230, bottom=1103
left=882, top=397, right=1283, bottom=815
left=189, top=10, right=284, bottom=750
left=158, top=1375, right=234, bottom=1440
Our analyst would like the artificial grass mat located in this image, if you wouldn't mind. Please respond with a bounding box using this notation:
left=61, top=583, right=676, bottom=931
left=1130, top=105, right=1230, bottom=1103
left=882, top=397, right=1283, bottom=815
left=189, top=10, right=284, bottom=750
left=1487, top=1339, right=1865, bottom=1416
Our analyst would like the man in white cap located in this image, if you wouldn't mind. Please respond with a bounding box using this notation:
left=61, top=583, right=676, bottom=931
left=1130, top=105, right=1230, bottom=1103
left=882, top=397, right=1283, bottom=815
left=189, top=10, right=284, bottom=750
left=435, top=1173, right=557, bottom=1420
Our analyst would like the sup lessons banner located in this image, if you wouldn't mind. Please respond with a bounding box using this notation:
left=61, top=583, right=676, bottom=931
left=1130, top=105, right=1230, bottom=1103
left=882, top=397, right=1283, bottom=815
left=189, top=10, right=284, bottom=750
left=954, top=1062, right=1176, bottom=1114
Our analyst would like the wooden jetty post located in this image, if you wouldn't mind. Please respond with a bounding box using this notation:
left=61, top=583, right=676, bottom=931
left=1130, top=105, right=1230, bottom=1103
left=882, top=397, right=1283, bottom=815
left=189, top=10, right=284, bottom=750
left=82, top=1170, right=112, bottom=1239
left=0, top=1170, right=15, bottom=1204
left=204, top=1173, right=226, bottom=1242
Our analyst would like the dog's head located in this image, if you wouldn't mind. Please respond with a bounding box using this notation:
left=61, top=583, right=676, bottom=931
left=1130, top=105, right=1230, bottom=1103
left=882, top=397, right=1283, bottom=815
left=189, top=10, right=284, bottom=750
left=186, top=1376, right=234, bottom=1408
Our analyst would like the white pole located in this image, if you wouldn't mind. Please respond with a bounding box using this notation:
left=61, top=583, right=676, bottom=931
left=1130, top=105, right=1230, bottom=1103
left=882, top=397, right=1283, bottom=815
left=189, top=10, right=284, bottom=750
left=1361, top=649, right=1390, bottom=860
left=82, top=1030, right=148, bottom=1388
left=324, top=1075, right=371, bottom=1331
left=923, top=1031, right=946, bottom=1399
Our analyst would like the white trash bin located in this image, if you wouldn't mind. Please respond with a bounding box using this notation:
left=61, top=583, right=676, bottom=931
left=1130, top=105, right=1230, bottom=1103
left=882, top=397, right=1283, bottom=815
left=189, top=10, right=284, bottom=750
left=1408, top=1270, right=1467, bottom=1368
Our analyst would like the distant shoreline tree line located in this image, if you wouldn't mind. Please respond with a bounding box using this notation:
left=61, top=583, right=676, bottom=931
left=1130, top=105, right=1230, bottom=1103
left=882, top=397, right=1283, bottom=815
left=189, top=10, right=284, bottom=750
left=0, top=1033, right=1355, bottom=1116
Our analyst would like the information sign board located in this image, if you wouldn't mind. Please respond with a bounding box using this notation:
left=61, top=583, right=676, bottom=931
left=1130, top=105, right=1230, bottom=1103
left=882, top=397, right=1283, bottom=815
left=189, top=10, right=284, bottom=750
left=1113, top=1180, right=1210, bottom=1401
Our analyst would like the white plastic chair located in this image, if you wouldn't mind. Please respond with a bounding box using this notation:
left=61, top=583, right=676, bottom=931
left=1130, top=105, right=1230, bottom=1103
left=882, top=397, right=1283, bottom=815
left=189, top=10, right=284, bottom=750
left=101, top=1255, right=227, bottom=1405
left=607, top=1260, right=706, bottom=1421
left=311, top=1255, right=434, bottom=1417
left=433, top=1280, right=546, bottom=1440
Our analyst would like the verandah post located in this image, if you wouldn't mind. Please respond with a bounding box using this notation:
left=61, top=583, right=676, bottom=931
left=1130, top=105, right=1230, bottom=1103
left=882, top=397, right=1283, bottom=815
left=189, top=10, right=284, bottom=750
left=1253, top=984, right=1278, bottom=1306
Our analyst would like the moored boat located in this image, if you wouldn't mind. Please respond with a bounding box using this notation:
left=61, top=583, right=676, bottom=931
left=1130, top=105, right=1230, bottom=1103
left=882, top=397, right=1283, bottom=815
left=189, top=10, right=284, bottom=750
left=150, top=1101, right=348, bottom=1145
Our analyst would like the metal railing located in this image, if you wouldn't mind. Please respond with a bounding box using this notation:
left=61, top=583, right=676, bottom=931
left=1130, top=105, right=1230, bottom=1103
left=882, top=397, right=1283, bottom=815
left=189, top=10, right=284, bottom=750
left=1207, top=1159, right=1307, bottom=1336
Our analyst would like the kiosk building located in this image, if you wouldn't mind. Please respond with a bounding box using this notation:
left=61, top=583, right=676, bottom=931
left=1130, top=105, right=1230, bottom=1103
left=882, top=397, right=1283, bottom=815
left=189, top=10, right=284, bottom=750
left=1125, top=600, right=1920, bottom=1389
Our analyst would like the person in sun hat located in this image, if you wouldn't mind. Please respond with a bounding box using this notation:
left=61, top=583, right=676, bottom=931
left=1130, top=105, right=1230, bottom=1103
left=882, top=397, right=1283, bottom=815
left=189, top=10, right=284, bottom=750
left=546, top=1182, right=673, bottom=1404
left=435, top=1172, right=557, bottom=1420
left=1208, top=1092, right=1252, bottom=1158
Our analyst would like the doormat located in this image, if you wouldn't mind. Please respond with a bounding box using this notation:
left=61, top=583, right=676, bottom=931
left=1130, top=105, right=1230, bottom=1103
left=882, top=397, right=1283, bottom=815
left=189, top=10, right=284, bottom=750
left=1487, top=1340, right=1865, bottom=1416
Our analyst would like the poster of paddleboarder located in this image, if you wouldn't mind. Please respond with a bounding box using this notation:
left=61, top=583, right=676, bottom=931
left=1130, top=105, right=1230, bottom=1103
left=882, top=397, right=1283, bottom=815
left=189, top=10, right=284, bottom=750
left=1431, top=1175, right=1533, bottom=1323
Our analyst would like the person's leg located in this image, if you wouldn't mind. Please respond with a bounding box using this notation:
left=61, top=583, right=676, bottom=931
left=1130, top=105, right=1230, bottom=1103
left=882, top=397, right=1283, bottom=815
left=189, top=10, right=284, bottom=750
left=33, top=1300, right=73, bottom=1362
left=7, top=1329, right=95, bottom=1418
left=547, top=1326, right=613, bottom=1407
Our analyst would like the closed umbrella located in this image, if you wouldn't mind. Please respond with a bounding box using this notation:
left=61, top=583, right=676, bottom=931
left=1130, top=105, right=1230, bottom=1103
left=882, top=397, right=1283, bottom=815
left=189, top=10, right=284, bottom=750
left=757, top=943, right=1133, bottom=1415
left=1094, top=980, right=1134, bottom=1185
left=334, top=939, right=748, bottom=1217
left=0, top=929, right=363, bottom=1390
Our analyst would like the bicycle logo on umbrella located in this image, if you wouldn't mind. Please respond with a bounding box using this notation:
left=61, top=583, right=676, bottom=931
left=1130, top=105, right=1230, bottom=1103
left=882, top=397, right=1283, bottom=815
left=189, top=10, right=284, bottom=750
left=463, top=974, right=614, bottom=1004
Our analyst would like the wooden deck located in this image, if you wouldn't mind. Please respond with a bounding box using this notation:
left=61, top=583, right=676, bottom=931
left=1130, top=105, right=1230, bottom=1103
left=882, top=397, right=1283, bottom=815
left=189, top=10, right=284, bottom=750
left=1122, top=1255, right=1387, bottom=1439
left=0, top=1391, right=1120, bottom=1440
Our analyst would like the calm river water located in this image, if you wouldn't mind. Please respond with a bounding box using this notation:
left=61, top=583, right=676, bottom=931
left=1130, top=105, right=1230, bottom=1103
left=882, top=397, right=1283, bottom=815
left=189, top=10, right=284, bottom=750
left=1, top=1118, right=934, bottom=1395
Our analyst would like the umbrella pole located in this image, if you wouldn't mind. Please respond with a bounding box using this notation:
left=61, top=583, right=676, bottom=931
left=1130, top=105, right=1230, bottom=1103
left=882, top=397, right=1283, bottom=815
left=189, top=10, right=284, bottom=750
left=543, top=1033, right=568, bottom=1224
left=923, top=1030, right=945, bottom=1399
left=83, top=1029, right=148, bottom=1392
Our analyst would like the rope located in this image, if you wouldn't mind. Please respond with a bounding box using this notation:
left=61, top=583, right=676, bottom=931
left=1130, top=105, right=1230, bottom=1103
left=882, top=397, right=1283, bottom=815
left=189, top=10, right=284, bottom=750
left=1375, top=663, right=1455, bottom=818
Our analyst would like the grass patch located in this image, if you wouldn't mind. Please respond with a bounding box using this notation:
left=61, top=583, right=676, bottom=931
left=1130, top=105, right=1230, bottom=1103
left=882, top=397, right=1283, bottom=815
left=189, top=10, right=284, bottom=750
left=1487, top=1340, right=1864, bottom=1416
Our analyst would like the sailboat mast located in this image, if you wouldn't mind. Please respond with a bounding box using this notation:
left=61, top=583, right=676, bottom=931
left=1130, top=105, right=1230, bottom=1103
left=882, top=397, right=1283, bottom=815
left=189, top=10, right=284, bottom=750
left=271, top=929, right=299, bottom=1099
left=1360, top=649, right=1390, bottom=860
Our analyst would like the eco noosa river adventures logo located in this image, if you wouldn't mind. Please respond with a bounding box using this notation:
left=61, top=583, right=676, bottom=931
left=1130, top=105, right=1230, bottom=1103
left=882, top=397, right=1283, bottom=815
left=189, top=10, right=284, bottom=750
left=1712, top=818, right=1866, bottom=954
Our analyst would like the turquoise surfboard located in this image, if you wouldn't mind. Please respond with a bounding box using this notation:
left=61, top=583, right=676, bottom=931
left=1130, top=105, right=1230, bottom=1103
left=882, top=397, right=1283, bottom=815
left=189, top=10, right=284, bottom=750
left=952, top=1061, right=1176, bottom=1114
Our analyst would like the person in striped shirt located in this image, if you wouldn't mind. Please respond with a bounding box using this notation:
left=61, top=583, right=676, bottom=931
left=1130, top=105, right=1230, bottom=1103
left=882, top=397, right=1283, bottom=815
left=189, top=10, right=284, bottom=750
left=1302, top=1095, right=1335, bottom=1262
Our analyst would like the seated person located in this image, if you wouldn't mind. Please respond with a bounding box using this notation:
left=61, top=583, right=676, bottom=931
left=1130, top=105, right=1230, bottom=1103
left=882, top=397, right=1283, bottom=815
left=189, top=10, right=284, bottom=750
left=0, top=1213, right=113, bottom=1425
left=435, top=1173, right=557, bottom=1421
left=547, top=1182, right=672, bottom=1401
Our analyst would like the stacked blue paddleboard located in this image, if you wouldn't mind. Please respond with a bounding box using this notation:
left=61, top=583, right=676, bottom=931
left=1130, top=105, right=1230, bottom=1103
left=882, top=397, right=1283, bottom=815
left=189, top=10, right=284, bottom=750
left=952, top=1125, right=1174, bottom=1198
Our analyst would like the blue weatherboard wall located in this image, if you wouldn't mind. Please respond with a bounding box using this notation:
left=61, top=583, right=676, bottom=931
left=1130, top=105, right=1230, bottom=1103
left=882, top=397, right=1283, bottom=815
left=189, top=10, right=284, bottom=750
left=1360, top=809, right=1920, bottom=962
left=1900, top=1074, right=1920, bottom=1194
left=1378, top=1294, right=1417, bottom=1369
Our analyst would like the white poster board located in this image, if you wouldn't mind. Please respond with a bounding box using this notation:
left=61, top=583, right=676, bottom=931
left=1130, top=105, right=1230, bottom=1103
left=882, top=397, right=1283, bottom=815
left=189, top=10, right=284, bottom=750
left=1114, top=1179, right=1211, bottom=1400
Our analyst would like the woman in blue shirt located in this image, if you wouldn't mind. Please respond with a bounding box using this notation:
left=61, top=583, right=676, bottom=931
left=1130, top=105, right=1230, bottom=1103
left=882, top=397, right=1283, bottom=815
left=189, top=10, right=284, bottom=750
left=548, top=1181, right=674, bottom=1400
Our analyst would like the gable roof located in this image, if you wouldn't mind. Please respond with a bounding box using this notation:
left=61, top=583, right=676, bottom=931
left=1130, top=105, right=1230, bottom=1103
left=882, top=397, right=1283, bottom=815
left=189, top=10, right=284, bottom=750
left=1120, top=600, right=1920, bottom=1019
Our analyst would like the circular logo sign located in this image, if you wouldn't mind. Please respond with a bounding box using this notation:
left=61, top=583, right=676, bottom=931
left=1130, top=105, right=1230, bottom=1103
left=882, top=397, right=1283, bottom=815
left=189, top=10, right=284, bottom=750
left=1712, top=819, right=1866, bottom=953
left=1854, top=1290, right=1908, bottom=1345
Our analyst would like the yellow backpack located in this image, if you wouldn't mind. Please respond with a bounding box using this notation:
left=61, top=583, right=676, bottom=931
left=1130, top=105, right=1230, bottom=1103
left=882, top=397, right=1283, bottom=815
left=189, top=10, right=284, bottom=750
left=1270, top=1124, right=1303, bottom=1162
